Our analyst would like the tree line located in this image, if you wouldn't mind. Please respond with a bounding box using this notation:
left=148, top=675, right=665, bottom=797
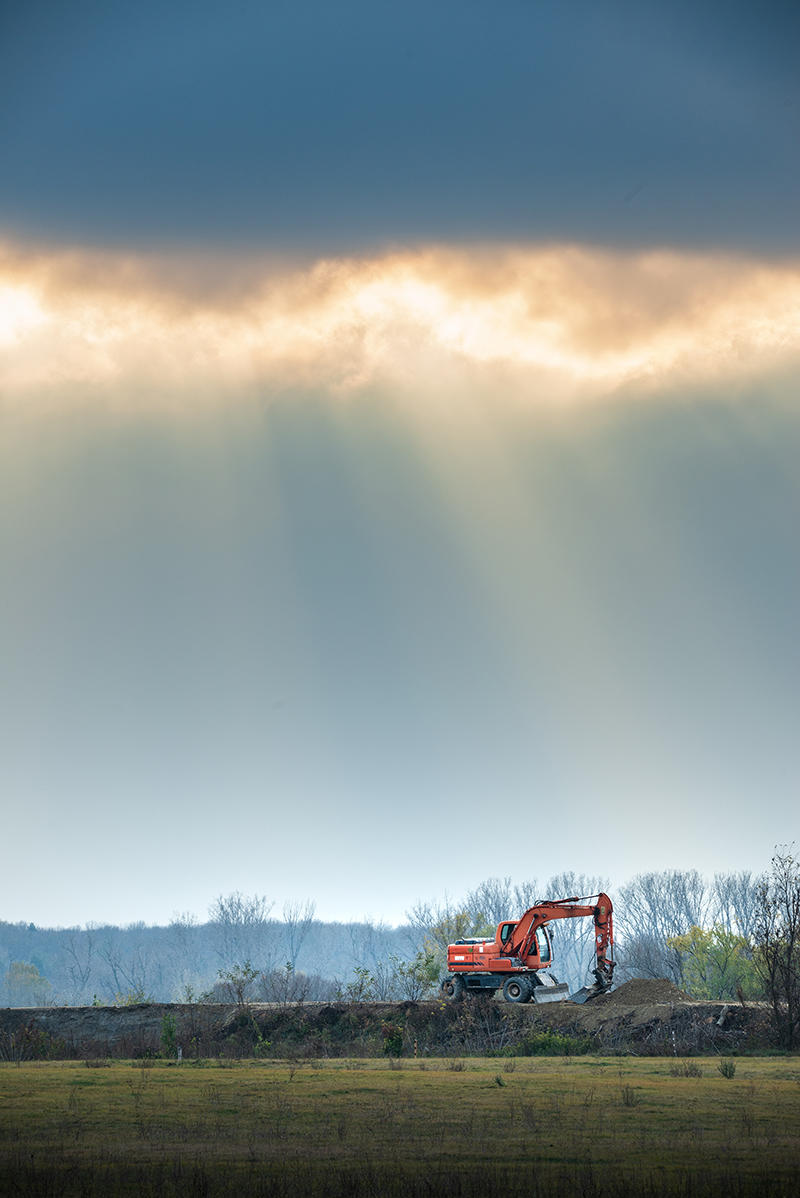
left=0, top=897, right=409, bottom=1009
left=2, top=850, right=799, bottom=1047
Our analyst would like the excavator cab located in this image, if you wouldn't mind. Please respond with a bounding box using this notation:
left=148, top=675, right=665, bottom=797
left=535, top=926, right=552, bottom=963
left=499, top=922, right=550, bottom=963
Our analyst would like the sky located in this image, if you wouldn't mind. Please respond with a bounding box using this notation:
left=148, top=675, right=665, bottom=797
left=0, top=0, right=799, bottom=928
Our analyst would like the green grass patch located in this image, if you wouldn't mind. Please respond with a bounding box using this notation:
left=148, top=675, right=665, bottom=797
left=0, top=1057, right=799, bottom=1196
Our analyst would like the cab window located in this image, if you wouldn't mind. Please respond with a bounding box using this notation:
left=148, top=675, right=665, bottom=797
left=499, top=923, right=516, bottom=945
left=535, top=928, right=552, bottom=962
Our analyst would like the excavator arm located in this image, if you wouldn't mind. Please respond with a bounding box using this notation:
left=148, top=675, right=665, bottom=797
left=507, top=893, right=615, bottom=1001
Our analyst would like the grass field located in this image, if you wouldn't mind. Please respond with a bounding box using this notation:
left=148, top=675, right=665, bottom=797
left=1, top=1056, right=799, bottom=1196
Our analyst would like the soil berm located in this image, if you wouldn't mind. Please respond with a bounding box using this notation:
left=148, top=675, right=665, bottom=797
left=0, top=978, right=774, bottom=1058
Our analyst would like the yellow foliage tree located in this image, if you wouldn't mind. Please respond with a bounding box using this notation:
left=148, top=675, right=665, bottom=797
left=667, top=925, right=760, bottom=1001
left=424, top=910, right=474, bottom=961
left=5, top=961, right=52, bottom=1006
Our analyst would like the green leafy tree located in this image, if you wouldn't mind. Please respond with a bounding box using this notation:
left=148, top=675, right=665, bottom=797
left=667, top=925, right=760, bottom=1000
left=216, top=959, right=260, bottom=1006
left=336, top=966, right=377, bottom=1003
left=390, top=952, right=439, bottom=1001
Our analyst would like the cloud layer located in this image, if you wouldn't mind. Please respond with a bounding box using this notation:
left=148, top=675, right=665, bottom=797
left=2, top=242, right=800, bottom=410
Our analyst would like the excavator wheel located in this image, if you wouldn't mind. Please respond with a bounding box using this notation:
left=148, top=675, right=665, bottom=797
left=441, top=975, right=466, bottom=1001
left=503, top=976, right=533, bottom=1004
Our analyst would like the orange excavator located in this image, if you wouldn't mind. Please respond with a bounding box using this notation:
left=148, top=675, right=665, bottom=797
left=440, top=893, right=615, bottom=1004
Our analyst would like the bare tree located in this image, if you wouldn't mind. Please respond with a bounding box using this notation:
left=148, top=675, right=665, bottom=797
left=365, top=957, right=398, bottom=1001
left=465, top=877, right=515, bottom=930
left=512, top=879, right=540, bottom=914
left=712, top=871, right=762, bottom=940
left=621, top=869, right=710, bottom=939
left=168, top=912, right=201, bottom=1000
left=281, top=900, right=317, bottom=969
left=209, top=892, right=276, bottom=972
left=753, top=847, right=800, bottom=1049
left=543, top=872, right=610, bottom=992
left=97, top=926, right=154, bottom=1002
left=60, top=925, right=97, bottom=1004
left=404, top=896, right=475, bottom=963
left=346, top=917, right=397, bottom=988
left=617, top=870, right=710, bottom=985
left=258, top=962, right=335, bottom=1006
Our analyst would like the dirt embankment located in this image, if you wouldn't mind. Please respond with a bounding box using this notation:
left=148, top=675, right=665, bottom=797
left=0, top=980, right=774, bottom=1059
left=0, top=1003, right=229, bottom=1058
left=597, top=978, right=693, bottom=1005
left=541, top=977, right=697, bottom=1032
left=532, top=978, right=770, bottom=1054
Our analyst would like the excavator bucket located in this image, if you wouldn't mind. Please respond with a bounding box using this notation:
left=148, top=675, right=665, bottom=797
left=531, top=976, right=570, bottom=1004
left=569, top=979, right=612, bottom=1004
left=569, top=964, right=615, bottom=1004
left=567, top=985, right=594, bottom=1004
left=533, top=982, right=570, bottom=1004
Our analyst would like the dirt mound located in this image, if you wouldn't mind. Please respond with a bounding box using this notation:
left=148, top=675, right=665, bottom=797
left=601, top=978, right=694, bottom=1006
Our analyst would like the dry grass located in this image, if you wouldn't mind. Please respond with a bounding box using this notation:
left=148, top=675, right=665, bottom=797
left=0, top=1057, right=798, bottom=1196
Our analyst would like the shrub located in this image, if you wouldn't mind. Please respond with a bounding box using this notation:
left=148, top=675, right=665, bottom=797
left=511, top=1030, right=594, bottom=1057
left=670, top=1060, right=703, bottom=1077
left=160, top=1013, right=178, bottom=1058
left=0, top=1019, right=66, bottom=1062
left=215, top=960, right=259, bottom=1006
left=114, top=986, right=152, bottom=1006
left=382, top=1020, right=404, bottom=1057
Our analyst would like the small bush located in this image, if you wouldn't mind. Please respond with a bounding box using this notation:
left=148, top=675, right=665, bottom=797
left=512, top=1030, right=594, bottom=1057
left=0, top=1020, right=67, bottom=1062
left=671, top=1060, right=703, bottom=1077
left=718, top=1058, right=737, bottom=1079
left=160, top=1013, right=178, bottom=1059
left=114, top=987, right=152, bottom=1006
left=381, top=1020, right=404, bottom=1057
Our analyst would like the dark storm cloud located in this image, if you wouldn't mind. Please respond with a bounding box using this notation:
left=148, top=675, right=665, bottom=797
left=0, top=0, right=797, bottom=250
